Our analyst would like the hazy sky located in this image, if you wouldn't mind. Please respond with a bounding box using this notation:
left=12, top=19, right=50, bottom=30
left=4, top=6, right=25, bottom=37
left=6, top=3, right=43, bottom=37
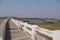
left=0, top=0, right=60, bottom=18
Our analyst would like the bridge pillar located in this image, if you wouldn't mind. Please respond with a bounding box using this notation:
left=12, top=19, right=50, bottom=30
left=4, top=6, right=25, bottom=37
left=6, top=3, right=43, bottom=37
left=53, top=30, right=60, bottom=40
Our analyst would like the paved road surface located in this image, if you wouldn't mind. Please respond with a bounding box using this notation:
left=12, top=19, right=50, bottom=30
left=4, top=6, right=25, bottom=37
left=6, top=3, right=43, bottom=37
left=0, top=19, right=5, bottom=40
left=0, top=19, right=47, bottom=40
left=5, top=20, right=32, bottom=40
left=0, top=19, right=5, bottom=26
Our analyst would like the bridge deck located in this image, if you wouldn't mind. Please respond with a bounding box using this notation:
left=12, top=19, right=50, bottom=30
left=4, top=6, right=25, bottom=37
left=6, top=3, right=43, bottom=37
left=0, top=19, right=5, bottom=40
left=5, top=20, right=32, bottom=40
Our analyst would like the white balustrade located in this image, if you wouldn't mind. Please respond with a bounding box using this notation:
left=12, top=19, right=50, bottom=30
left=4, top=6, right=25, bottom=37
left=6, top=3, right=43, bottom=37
left=11, top=18, right=60, bottom=40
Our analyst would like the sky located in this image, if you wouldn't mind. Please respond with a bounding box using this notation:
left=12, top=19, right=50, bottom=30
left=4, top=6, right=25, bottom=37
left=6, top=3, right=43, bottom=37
left=0, top=0, right=60, bottom=18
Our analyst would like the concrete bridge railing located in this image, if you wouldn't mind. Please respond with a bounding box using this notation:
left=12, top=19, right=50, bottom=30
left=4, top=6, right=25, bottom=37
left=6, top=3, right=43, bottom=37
left=11, top=18, right=60, bottom=40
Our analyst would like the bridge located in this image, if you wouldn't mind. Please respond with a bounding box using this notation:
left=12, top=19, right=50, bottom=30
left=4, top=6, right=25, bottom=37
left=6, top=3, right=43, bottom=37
left=0, top=18, right=60, bottom=40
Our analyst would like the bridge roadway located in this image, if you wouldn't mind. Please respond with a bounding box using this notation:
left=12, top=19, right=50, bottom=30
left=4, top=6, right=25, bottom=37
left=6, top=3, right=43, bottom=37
left=0, top=19, right=47, bottom=40
left=0, top=19, right=6, bottom=40
left=5, top=20, right=32, bottom=40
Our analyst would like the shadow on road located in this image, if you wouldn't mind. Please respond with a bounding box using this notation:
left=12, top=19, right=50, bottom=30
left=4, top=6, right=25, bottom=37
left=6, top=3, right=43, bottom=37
left=5, top=19, right=11, bottom=40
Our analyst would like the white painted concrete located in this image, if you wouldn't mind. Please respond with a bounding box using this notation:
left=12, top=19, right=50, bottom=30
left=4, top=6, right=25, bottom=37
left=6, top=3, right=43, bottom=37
left=35, top=27, right=53, bottom=37
left=0, top=37, right=2, bottom=40
left=11, top=18, right=60, bottom=40
left=35, top=33, right=46, bottom=40
left=53, top=30, right=60, bottom=40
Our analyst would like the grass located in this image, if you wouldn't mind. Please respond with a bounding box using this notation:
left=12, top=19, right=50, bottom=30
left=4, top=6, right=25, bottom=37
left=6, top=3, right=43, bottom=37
left=36, top=22, right=60, bottom=40
left=37, top=22, right=60, bottom=30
